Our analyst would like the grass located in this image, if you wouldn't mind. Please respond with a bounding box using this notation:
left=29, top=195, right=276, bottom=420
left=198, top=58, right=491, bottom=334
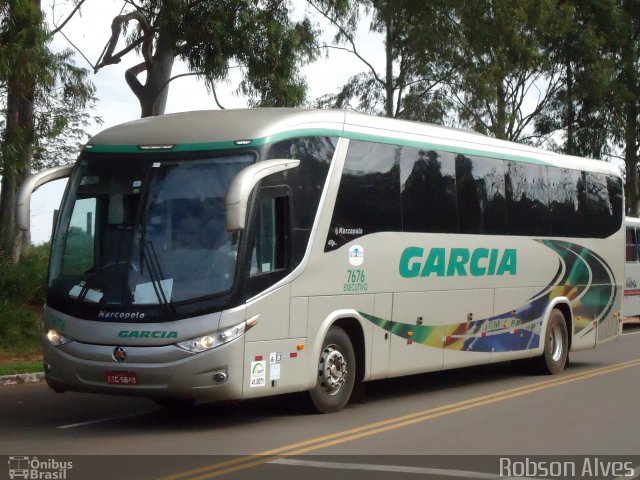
left=0, top=360, right=43, bottom=376
left=0, top=244, right=49, bottom=362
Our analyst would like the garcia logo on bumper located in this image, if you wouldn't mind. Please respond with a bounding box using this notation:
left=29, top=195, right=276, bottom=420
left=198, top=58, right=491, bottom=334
left=118, top=330, right=178, bottom=339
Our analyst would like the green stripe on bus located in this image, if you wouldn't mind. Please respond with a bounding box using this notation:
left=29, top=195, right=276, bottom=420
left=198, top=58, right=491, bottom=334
left=84, top=128, right=344, bottom=154
left=340, top=130, right=553, bottom=166
left=86, top=126, right=551, bottom=166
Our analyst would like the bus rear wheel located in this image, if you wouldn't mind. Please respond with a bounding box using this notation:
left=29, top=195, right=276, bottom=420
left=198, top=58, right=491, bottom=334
left=535, top=308, right=569, bottom=375
left=309, top=326, right=356, bottom=413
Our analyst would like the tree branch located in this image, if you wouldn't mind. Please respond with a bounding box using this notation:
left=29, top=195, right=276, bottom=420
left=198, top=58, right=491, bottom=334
left=95, top=10, right=154, bottom=73
left=50, top=0, right=88, bottom=36
left=55, top=28, right=96, bottom=70
left=125, top=62, right=147, bottom=100
left=308, top=0, right=384, bottom=87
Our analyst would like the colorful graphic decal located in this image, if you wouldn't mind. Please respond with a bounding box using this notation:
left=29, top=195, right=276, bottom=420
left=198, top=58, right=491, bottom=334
left=360, top=240, right=617, bottom=353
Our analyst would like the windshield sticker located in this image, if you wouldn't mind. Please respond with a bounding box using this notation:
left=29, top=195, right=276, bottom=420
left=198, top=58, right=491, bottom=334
left=69, top=282, right=103, bottom=303
left=348, top=245, right=364, bottom=266
left=133, top=279, right=173, bottom=304
left=250, top=360, right=266, bottom=387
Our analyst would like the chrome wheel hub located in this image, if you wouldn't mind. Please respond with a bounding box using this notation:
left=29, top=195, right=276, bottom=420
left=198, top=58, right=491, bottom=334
left=318, top=345, right=347, bottom=396
left=549, top=323, right=564, bottom=362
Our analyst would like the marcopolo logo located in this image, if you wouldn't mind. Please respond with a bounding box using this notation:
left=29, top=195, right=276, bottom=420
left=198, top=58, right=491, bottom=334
left=118, top=330, right=178, bottom=339
left=98, top=310, right=145, bottom=320
left=399, top=247, right=517, bottom=278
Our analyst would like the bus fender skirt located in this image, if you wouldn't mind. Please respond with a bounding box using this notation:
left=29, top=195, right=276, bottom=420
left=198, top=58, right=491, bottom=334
left=306, top=310, right=368, bottom=388
left=539, top=297, right=573, bottom=354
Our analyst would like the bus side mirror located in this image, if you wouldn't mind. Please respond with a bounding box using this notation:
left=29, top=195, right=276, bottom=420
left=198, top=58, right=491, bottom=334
left=16, top=164, right=74, bottom=234
left=225, top=159, right=299, bottom=232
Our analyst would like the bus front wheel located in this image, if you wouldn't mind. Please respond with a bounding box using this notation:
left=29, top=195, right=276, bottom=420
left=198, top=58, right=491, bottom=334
left=309, top=326, right=356, bottom=413
left=535, top=308, right=569, bottom=375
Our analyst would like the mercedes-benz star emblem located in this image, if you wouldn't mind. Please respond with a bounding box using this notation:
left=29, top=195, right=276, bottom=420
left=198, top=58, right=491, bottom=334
left=113, top=346, right=127, bottom=363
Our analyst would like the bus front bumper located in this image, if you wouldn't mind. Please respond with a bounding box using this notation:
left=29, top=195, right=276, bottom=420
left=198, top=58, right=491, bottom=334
left=43, top=336, right=245, bottom=402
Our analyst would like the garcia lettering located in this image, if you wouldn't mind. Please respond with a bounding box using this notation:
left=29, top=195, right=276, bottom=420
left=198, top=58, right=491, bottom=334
left=118, top=330, right=178, bottom=339
left=399, top=247, right=517, bottom=278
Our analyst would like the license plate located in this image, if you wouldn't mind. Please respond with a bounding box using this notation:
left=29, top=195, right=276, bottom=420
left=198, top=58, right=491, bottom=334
left=105, top=371, right=138, bottom=386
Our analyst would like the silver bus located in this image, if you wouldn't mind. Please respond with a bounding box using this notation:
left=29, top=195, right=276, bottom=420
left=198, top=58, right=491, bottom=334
left=32, top=108, right=624, bottom=412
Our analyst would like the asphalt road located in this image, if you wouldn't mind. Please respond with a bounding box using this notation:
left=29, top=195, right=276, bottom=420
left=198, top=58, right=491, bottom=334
left=2, top=324, right=640, bottom=480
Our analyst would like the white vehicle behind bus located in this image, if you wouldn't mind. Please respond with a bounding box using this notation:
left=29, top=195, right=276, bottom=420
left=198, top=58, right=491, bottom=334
left=23, top=108, right=624, bottom=413
left=623, top=216, right=640, bottom=320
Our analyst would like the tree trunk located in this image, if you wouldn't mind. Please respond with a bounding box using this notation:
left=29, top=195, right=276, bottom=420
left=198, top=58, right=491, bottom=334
left=495, top=80, right=507, bottom=140
left=624, top=99, right=639, bottom=216
left=621, top=0, right=639, bottom=216
left=0, top=74, right=36, bottom=262
left=126, top=46, right=175, bottom=118
left=384, top=8, right=394, bottom=118
left=142, top=50, right=175, bottom=117
left=565, top=62, right=576, bottom=155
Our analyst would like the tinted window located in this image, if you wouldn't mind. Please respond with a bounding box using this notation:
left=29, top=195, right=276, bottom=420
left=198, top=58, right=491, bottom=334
left=585, top=173, right=611, bottom=238
left=505, top=161, right=549, bottom=236
left=626, top=227, right=638, bottom=262
left=61, top=197, right=96, bottom=275
left=327, top=141, right=401, bottom=250
left=401, top=148, right=457, bottom=233
left=250, top=196, right=288, bottom=275
left=605, top=175, right=623, bottom=237
left=456, top=155, right=506, bottom=234
left=266, top=137, right=335, bottom=264
left=548, top=167, right=586, bottom=237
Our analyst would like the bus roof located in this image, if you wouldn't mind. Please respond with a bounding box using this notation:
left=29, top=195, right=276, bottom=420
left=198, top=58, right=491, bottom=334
left=86, top=108, right=620, bottom=177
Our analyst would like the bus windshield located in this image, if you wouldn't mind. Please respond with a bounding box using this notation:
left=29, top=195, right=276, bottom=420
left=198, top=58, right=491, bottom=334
left=49, top=152, right=254, bottom=311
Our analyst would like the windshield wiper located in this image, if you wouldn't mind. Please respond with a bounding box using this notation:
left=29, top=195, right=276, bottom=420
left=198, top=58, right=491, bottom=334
left=129, top=162, right=176, bottom=317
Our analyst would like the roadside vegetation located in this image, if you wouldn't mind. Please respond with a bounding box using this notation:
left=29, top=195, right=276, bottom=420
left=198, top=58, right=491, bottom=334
left=0, top=244, right=49, bottom=362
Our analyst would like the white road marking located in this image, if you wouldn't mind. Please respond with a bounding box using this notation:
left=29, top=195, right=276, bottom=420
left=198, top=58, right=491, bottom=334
left=269, top=458, right=544, bottom=479
left=57, top=411, right=154, bottom=429
left=622, top=330, right=640, bottom=336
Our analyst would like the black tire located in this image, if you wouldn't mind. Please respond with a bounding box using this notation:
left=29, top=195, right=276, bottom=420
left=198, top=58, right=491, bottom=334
left=534, top=308, right=569, bottom=375
left=309, top=326, right=356, bottom=413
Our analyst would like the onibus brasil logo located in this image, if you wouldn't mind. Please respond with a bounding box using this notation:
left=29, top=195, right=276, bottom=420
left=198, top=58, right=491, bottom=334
left=8, top=456, right=72, bottom=479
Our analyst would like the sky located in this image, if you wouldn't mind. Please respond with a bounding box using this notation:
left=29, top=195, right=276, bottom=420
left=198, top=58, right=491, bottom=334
left=29, top=0, right=384, bottom=244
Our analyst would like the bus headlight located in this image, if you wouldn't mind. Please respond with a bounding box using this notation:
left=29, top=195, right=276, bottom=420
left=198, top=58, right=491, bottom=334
left=177, top=318, right=257, bottom=353
left=45, top=329, right=71, bottom=346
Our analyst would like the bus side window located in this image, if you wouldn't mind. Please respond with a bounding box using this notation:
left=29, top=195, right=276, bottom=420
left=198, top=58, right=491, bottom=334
left=250, top=195, right=290, bottom=275
left=626, top=228, right=638, bottom=262
left=247, top=193, right=290, bottom=298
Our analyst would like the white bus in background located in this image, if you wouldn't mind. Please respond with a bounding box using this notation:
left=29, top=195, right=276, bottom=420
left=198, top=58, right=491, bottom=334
left=623, top=216, right=640, bottom=319
left=25, top=108, right=624, bottom=413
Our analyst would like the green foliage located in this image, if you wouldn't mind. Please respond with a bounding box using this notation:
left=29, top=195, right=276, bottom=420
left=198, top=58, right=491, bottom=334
left=103, top=0, right=321, bottom=112
left=311, top=0, right=456, bottom=122
left=451, top=0, right=574, bottom=141
left=534, top=0, right=620, bottom=159
left=61, top=226, right=94, bottom=275
left=0, top=2, right=100, bottom=171
left=0, top=244, right=49, bottom=355
left=31, top=48, right=102, bottom=170
left=0, top=360, right=42, bottom=375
